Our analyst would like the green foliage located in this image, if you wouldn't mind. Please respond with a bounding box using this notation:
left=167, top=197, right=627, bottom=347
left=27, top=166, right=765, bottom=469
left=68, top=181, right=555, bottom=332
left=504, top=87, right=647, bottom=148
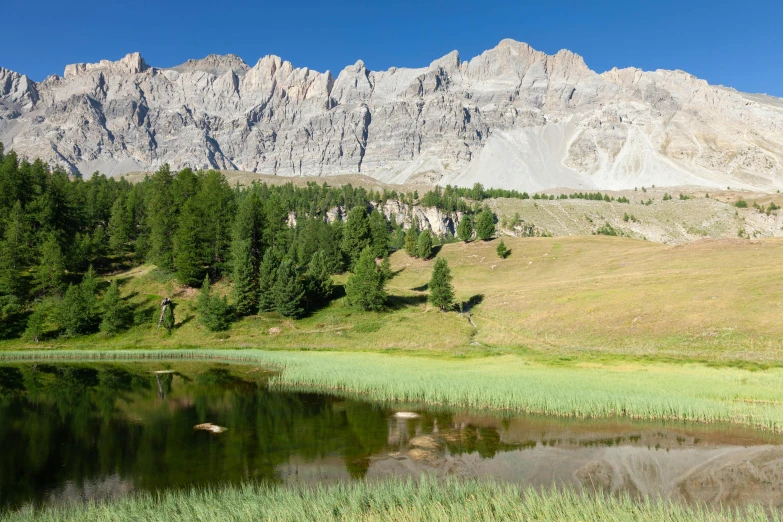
left=404, top=221, right=419, bottom=257
left=100, top=280, right=128, bottom=335
left=735, top=199, right=748, bottom=208
left=416, top=230, right=433, bottom=259
left=475, top=209, right=496, bottom=240
left=174, top=198, right=205, bottom=286
left=197, top=276, right=232, bottom=331
left=496, top=239, right=509, bottom=259
left=23, top=299, right=55, bottom=342
left=305, top=250, right=333, bottom=307
left=147, top=165, right=176, bottom=270
left=33, top=234, right=65, bottom=296
left=161, top=302, right=176, bottom=334
left=341, top=206, right=371, bottom=267
left=346, top=248, right=387, bottom=311
left=595, top=222, right=619, bottom=236
left=272, top=260, right=305, bottom=318
left=368, top=209, right=390, bottom=258
left=0, top=201, right=28, bottom=298
left=59, top=284, right=91, bottom=336
left=662, top=193, right=672, bottom=201
left=428, top=257, right=455, bottom=311
left=457, top=215, right=473, bottom=242
left=231, top=240, right=257, bottom=316
left=257, top=250, right=277, bottom=312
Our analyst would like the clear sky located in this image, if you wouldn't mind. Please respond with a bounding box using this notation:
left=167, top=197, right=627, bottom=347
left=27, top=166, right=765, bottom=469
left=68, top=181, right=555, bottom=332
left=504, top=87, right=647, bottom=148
left=2, top=0, right=781, bottom=96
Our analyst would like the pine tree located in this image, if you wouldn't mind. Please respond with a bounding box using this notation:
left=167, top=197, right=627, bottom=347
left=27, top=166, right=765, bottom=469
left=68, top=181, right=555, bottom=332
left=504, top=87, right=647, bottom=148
left=257, top=249, right=277, bottom=312
left=0, top=201, right=28, bottom=298
left=100, top=280, right=127, bottom=335
left=475, top=209, right=496, bottom=241
left=80, top=265, right=99, bottom=329
left=496, top=239, right=509, bottom=259
left=232, top=239, right=257, bottom=316
left=147, top=164, right=176, bottom=269
left=60, top=284, right=89, bottom=336
left=198, top=170, right=235, bottom=271
left=197, top=275, right=213, bottom=320
left=174, top=199, right=205, bottom=286
left=341, top=206, right=371, bottom=267
left=272, top=260, right=305, bottom=318
left=345, top=247, right=387, bottom=311
left=24, top=299, right=52, bottom=342
left=196, top=275, right=232, bottom=331
left=305, top=250, right=333, bottom=307
left=417, top=230, right=433, bottom=260
left=108, top=195, right=132, bottom=254
left=457, top=215, right=474, bottom=242
left=404, top=219, right=419, bottom=257
left=33, top=234, right=65, bottom=296
left=231, top=192, right=263, bottom=271
left=369, top=209, right=390, bottom=258
left=428, top=257, right=455, bottom=311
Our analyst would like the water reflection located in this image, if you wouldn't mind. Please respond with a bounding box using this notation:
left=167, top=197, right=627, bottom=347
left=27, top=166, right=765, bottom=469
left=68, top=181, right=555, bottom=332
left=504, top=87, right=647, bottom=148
left=1, top=361, right=782, bottom=510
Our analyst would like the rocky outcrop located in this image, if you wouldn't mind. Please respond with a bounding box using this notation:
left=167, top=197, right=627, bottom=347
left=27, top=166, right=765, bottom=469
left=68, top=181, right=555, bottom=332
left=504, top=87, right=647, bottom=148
left=1, top=40, right=782, bottom=190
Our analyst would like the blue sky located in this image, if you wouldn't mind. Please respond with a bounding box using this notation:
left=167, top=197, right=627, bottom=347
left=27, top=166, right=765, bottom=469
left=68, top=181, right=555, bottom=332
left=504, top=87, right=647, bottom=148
left=3, top=0, right=782, bottom=96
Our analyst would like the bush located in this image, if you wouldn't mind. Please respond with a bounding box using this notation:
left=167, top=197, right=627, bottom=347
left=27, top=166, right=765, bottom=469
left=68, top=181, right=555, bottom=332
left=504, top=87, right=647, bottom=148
left=735, top=199, right=748, bottom=208
left=496, top=240, right=509, bottom=259
left=595, top=223, right=618, bottom=236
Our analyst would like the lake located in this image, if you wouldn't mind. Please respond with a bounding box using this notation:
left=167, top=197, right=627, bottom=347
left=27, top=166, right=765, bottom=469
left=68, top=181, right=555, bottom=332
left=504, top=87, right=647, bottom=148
left=2, top=360, right=782, bottom=511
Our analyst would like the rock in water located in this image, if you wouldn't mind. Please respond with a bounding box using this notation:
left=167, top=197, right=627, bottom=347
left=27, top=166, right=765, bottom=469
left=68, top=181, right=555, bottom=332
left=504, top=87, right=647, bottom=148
left=2, top=40, right=782, bottom=191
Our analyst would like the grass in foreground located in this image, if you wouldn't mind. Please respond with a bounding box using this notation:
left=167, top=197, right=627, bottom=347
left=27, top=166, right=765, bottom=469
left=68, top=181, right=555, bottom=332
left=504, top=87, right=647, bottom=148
left=4, top=478, right=777, bottom=522
left=5, top=350, right=783, bottom=432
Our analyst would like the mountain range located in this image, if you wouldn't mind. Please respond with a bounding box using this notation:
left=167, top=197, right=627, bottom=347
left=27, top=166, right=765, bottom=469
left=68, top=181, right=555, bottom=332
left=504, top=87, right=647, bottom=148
left=1, top=39, right=782, bottom=191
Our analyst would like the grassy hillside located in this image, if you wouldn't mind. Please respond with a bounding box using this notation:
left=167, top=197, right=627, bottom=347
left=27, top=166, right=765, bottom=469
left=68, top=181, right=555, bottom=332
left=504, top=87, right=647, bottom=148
left=4, top=235, right=783, bottom=364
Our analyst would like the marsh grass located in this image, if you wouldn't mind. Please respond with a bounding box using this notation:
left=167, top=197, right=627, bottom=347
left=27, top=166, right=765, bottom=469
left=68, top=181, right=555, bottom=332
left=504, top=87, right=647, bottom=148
left=4, top=478, right=777, bottom=522
left=5, top=350, right=783, bottom=432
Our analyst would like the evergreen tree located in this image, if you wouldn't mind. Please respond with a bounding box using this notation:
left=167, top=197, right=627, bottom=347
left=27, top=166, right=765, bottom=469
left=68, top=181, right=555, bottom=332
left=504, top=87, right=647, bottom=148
left=380, top=253, right=392, bottom=283
left=475, top=209, right=496, bottom=240
left=457, top=215, right=474, bottom=242
left=429, top=257, right=455, bottom=311
left=198, top=170, right=235, bottom=271
left=24, top=299, right=53, bottom=342
left=404, top=219, right=419, bottom=257
left=33, top=234, right=65, bottom=296
left=197, top=275, right=232, bottom=331
left=272, top=260, right=305, bottom=318
left=80, top=265, right=99, bottom=328
left=147, top=164, right=176, bottom=269
left=60, top=284, right=89, bottom=336
left=345, top=247, right=386, bottom=311
left=341, top=206, right=371, bottom=267
left=174, top=198, right=204, bottom=286
left=496, top=239, right=509, bottom=259
left=0, top=201, right=28, bottom=298
left=232, top=239, right=257, bottom=316
left=108, top=195, right=132, bottom=254
left=369, top=209, right=390, bottom=258
left=231, top=192, right=263, bottom=270
left=417, top=230, right=433, bottom=260
left=305, top=250, right=333, bottom=307
left=100, top=280, right=128, bottom=335
left=257, top=249, right=277, bottom=312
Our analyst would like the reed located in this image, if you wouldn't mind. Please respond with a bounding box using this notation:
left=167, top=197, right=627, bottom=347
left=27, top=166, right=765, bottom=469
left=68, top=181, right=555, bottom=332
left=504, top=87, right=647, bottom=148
left=3, top=349, right=783, bottom=432
left=4, top=478, right=777, bottom=522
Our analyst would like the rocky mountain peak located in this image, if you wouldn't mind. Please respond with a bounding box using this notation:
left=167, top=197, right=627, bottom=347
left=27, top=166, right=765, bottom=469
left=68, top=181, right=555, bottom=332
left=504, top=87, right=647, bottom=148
left=63, top=52, right=148, bottom=78
left=2, top=41, right=782, bottom=189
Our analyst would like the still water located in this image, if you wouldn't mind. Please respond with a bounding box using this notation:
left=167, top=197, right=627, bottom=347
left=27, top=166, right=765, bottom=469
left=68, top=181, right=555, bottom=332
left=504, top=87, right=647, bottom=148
left=2, top=361, right=783, bottom=510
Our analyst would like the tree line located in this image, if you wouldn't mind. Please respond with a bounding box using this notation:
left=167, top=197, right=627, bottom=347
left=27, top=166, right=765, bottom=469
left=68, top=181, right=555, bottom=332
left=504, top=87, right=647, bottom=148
left=0, top=144, right=490, bottom=339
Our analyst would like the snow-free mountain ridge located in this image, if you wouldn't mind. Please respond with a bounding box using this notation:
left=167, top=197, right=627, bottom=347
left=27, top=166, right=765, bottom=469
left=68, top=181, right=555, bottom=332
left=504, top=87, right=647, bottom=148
left=1, top=40, right=782, bottom=191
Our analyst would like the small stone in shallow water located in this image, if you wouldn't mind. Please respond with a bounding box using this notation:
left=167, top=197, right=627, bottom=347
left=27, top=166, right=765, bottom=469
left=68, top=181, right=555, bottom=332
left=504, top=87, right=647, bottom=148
left=194, top=423, right=227, bottom=433
left=393, top=412, right=420, bottom=419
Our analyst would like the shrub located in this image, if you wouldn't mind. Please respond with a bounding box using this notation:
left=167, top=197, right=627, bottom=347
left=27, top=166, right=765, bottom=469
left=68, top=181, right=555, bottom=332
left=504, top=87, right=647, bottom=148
left=735, top=199, right=748, bottom=208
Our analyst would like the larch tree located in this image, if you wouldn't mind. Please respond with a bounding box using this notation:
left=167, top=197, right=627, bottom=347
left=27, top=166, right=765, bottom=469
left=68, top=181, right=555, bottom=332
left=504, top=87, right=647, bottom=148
left=345, top=247, right=387, bottom=311
left=428, top=257, right=455, bottom=311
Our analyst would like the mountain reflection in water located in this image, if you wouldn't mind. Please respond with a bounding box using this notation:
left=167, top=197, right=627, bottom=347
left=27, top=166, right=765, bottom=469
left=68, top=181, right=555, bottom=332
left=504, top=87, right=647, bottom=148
left=1, top=361, right=782, bottom=510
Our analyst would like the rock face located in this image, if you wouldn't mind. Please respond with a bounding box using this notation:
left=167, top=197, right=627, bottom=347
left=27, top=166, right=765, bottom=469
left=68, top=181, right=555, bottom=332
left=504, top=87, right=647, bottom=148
left=2, top=40, right=783, bottom=190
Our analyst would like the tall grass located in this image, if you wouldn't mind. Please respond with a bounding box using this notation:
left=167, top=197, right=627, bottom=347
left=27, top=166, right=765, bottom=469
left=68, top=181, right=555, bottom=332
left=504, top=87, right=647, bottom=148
left=4, top=478, right=777, bottom=522
left=4, top=350, right=783, bottom=432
